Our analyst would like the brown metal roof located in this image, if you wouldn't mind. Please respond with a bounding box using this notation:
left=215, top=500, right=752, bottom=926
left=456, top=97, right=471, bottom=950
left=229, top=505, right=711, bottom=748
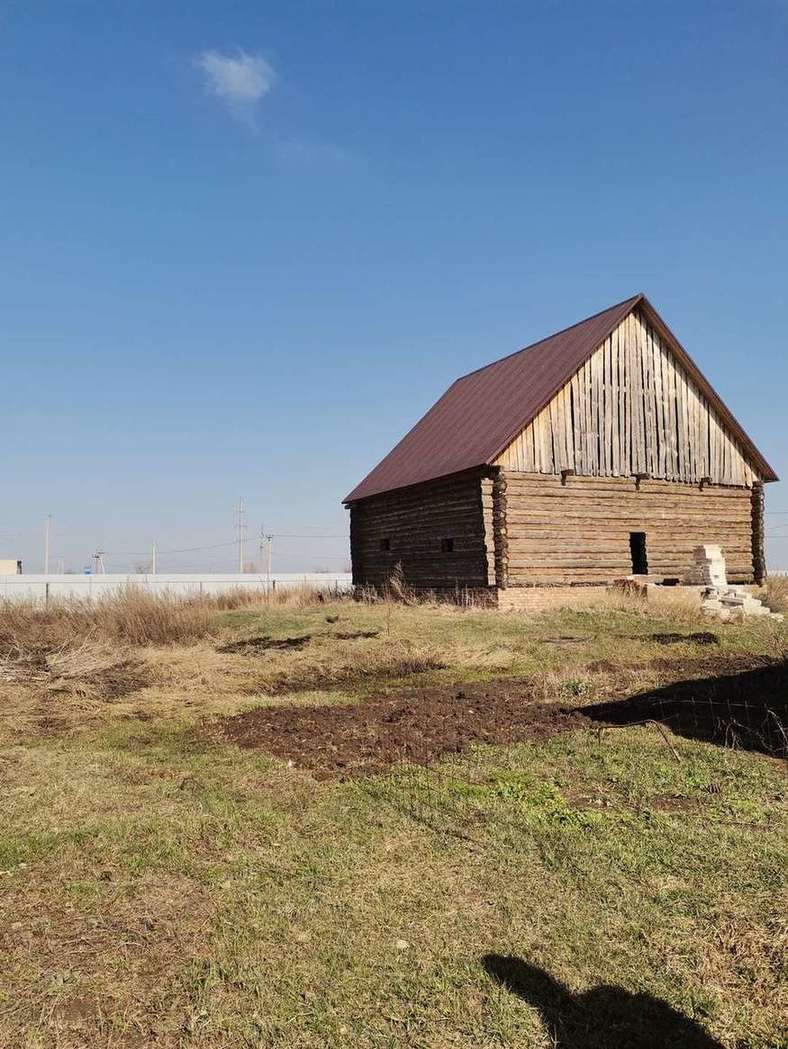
left=344, top=294, right=777, bottom=503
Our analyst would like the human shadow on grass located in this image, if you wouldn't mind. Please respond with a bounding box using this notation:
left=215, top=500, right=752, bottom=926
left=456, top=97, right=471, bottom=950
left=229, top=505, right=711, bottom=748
left=482, top=955, right=730, bottom=1049
left=581, top=660, right=788, bottom=759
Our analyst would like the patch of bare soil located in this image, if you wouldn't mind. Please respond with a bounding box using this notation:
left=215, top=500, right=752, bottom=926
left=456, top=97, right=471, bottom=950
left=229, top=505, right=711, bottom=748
left=652, top=631, right=719, bottom=646
left=219, top=629, right=381, bottom=657
left=33, top=714, right=69, bottom=738
left=220, top=629, right=384, bottom=654
left=221, top=653, right=787, bottom=776
left=647, top=794, right=702, bottom=812
left=218, top=634, right=312, bottom=654
left=48, top=659, right=151, bottom=701
left=221, top=680, right=586, bottom=778
left=0, top=641, right=151, bottom=702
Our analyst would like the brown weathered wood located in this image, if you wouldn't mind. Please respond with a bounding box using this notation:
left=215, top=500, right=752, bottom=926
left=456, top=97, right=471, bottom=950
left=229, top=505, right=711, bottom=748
left=348, top=302, right=768, bottom=595
left=347, top=470, right=492, bottom=590
left=502, top=471, right=754, bottom=585
left=495, top=307, right=757, bottom=486
left=492, top=468, right=509, bottom=588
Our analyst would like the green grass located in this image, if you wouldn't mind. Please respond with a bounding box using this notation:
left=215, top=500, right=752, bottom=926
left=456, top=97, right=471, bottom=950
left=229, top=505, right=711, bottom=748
left=0, top=597, right=786, bottom=1048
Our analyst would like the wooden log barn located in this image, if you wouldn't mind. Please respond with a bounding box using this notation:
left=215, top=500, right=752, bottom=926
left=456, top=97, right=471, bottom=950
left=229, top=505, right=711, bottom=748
left=343, top=294, right=777, bottom=608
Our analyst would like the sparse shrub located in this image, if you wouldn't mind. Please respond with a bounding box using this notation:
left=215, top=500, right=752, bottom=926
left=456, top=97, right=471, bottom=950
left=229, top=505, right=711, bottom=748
left=560, top=677, right=590, bottom=698
left=765, top=576, right=788, bottom=615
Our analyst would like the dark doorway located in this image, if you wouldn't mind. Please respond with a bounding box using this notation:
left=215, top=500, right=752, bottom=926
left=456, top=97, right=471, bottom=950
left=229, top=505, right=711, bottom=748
left=629, top=531, right=648, bottom=574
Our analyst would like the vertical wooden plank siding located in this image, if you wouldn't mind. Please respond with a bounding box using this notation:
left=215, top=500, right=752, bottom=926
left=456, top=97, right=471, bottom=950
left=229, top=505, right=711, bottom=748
left=496, top=308, right=756, bottom=487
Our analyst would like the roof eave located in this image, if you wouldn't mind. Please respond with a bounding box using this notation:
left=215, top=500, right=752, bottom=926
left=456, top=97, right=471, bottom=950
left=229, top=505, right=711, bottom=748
left=343, top=463, right=490, bottom=505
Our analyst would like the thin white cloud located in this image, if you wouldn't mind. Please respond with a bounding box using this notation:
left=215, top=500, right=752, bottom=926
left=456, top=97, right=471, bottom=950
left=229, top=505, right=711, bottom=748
left=197, top=49, right=275, bottom=127
left=275, top=136, right=351, bottom=167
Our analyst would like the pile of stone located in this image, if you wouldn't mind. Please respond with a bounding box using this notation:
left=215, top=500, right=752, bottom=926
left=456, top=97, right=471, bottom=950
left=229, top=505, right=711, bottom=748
left=695, top=545, right=783, bottom=621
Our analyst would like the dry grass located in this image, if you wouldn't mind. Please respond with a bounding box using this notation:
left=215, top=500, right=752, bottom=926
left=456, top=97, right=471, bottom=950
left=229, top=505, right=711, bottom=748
left=0, top=588, right=213, bottom=649
left=0, top=583, right=347, bottom=651
left=0, top=594, right=786, bottom=1046
left=0, top=586, right=354, bottom=712
left=765, top=575, right=788, bottom=614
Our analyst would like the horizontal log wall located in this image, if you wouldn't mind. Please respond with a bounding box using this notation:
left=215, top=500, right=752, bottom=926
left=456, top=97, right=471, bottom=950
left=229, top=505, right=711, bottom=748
left=349, top=472, right=490, bottom=589
left=504, top=471, right=755, bottom=585
left=496, top=309, right=757, bottom=487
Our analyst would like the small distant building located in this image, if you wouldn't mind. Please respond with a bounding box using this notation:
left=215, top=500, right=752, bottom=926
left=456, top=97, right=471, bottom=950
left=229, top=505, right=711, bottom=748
left=0, top=559, right=22, bottom=575
left=344, top=294, right=777, bottom=605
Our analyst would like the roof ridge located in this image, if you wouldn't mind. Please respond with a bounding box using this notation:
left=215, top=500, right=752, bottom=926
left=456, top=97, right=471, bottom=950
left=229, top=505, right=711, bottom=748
left=343, top=292, right=776, bottom=504
left=455, top=292, right=643, bottom=382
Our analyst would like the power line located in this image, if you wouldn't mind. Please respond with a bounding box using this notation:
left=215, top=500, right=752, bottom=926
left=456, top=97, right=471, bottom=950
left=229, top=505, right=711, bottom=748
left=102, top=540, right=239, bottom=557
left=269, top=533, right=347, bottom=539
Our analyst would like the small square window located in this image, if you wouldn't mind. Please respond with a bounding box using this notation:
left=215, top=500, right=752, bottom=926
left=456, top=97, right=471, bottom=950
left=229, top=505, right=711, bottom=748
left=441, top=537, right=455, bottom=553
left=380, top=538, right=391, bottom=552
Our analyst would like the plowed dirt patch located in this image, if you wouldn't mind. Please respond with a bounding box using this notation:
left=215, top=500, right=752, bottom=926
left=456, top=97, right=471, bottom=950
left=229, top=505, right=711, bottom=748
left=220, top=654, right=784, bottom=776
left=221, top=682, right=586, bottom=778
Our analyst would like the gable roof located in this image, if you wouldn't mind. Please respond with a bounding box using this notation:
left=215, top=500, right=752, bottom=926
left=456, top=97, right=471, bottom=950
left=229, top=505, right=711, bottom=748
left=344, top=294, right=777, bottom=503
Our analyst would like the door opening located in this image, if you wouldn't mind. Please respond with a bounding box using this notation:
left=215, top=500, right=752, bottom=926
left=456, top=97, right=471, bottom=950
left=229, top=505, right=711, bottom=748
left=629, top=532, right=648, bottom=575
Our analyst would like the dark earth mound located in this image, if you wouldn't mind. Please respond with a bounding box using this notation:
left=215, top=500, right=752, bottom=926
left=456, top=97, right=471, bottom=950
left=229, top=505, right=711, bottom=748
left=222, top=681, right=586, bottom=778
left=219, top=630, right=380, bottom=656
left=651, top=631, right=719, bottom=646
left=218, top=635, right=311, bottom=654
left=221, top=655, right=786, bottom=777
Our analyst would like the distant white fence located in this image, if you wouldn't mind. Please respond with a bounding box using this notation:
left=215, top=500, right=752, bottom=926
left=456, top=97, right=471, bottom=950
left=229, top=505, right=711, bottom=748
left=0, top=573, right=352, bottom=602
left=770, top=569, right=788, bottom=578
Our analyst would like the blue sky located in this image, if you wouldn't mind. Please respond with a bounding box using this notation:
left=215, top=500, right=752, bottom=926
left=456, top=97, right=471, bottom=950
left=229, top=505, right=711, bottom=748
left=1, top=0, right=786, bottom=572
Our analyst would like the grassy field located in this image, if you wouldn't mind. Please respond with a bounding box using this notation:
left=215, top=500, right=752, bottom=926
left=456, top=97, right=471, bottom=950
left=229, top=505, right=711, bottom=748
left=0, top=589, right=786, bottom=1048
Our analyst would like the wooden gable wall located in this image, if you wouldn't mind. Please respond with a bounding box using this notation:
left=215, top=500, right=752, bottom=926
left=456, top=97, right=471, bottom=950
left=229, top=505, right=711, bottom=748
left=495, top=309, right=757, bottom=487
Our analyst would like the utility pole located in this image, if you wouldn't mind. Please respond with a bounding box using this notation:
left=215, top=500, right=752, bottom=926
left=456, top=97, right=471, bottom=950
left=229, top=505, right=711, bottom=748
left=151, top=542, right=157, bottom=575
left=259, top=524, right=273, bottom=586
left=44, top=514, right=52, bottom=575
left=235, top=497, right=247, bottom=573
